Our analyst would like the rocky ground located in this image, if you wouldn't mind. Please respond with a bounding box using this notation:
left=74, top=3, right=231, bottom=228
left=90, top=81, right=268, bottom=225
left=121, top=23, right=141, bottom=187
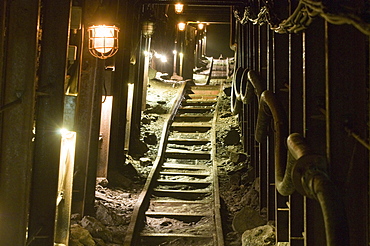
left=69, top=74, right=274, bottom=246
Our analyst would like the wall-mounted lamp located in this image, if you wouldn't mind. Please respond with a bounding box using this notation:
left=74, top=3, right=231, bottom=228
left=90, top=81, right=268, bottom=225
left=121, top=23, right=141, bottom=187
left=88, top=25, right=119, bottom=59
left=142, top=20, right=155, bottom=37
left=178, top=22, right=186, bottom=31
left=198, top=23, right=204, bottom=30
left=174, top=3, right=184, bottom=14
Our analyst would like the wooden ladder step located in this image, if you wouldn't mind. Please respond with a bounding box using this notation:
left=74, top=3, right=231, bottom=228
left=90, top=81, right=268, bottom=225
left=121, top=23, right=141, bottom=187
left=159, top=171, right=210, bottom=176
left=172, top=122, right=212, bottom=127
left=145, top=211, right=211, bottom=218
left=171, top=122, right=212, bottom=132
left=174, top=115, right=213, bottom=122
left=162, top=163, right=209, bottom=169
left=150, top=199, right=211, bottom=204
left=189, top=85, right=220, bottom=90
left=167, top=138, right=210, bottom=145
left=179, top=106, right=214, bottom=110
left=186, top=94, right=218, bottom=99
left=156, top=179, right=211, bottom=184
left=182, top=98, right=217, bottom=105
left=140, top=232, right=213, bottom=238
left=152, top=189, right=211, bottom=200
left=165, top=149, right=211, bottom=159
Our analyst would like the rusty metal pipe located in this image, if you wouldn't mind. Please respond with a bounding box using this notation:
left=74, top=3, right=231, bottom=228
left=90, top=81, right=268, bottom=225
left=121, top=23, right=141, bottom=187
left=313, top=173, right=349, bottom=246
left=230, top=66, right=243, bottom=115
left=287, top=133, right=349, bottom=246
left=240, top=69, right=265, bottom=104
left=255, top=90, right=294, bottom=196
left=243, top=69, right=349, bottom=245
left=287, top=132, right=312, bottom=159
left=247, top=70, right=265, bottom=100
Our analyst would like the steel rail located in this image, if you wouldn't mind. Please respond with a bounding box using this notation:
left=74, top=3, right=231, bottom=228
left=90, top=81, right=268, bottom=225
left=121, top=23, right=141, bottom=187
left=123, top=81, right=188, bottom=246
left=124, top=80, right=223, bottom=245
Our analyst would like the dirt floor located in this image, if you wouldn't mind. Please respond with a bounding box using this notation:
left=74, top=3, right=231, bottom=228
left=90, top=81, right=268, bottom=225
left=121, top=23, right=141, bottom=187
left=70, top=75, right=263, bottom=246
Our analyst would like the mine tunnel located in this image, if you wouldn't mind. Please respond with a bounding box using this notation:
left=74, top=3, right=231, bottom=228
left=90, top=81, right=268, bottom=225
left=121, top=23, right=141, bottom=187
left=0, top=0, right=370, bottom=245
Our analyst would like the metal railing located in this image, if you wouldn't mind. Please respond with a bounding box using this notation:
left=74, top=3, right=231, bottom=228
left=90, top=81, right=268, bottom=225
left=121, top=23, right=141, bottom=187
left=231, top=68, right=349, bottom=246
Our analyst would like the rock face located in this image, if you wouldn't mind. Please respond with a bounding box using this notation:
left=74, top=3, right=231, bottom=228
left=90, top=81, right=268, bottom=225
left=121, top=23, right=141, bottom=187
left=224, top=129, right=241, bottom=145
left=143, top=132, right=157, bottom=145
left=241, top=224, right=276, bottom=246
left=232, top=206, right=266, bottom=234
left=69, top=224, right=96, bottom=246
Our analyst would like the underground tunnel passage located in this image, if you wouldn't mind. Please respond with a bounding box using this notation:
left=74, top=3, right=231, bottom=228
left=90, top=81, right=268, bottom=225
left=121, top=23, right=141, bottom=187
left=1, top=0, right=370, bottom=246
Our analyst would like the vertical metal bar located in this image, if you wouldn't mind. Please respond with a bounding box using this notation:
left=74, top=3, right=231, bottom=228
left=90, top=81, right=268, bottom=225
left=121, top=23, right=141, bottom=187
left=240, top=23, right=247, bottom=153
left=142, top=36, right=151, bottom=110
left=304, top=17, right=326, bottom=246
left=0, top=0, right=40, bottom=245
left=108, top=0, right=132, bottom=173
left=54, top=131, right=76, bottom=245
left=27, top=0, right=71, bottom=245
left=73, top=54, right=104, bottom=216
left=84, top=58, right=105, bottom=215
left=259, top=23, right=268, bottom=215
left=273, top=27, right=290, bottom=244
left=326, top=22, right=368, bottom=246
left=0, top=0, right=5, bottom=85
left=130, top=24, right=145, bottom=148
left=267, top=30, right=276, bottom=222
left=289, top=29, right=305, bottom=246
left=252, top=24, right=259, bottom=174
left=97, top=96, right=113, bottom=178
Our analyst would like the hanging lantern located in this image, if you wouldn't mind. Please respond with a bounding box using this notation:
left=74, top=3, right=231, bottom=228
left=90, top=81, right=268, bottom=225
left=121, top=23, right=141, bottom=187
left=174, top=3, right=184, bottom=14
left=178, top=22, right=186, bottom=31
left=142, top=20, right=155, bottom=37
left=88, top=25, right=119, bottom=59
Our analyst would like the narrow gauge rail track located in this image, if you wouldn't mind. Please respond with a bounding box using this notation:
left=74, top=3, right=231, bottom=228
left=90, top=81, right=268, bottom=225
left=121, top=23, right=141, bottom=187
left=124, top=81, right=224, bottom=246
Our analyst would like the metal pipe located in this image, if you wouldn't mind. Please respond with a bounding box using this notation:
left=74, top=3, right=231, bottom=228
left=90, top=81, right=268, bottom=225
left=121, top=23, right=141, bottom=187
left=255, top=90, right=294, bottom=196
left=314, top=174, right=349, bottom=246
left=345, top=127, right=370, bottom=150
left=233, top=66, right=244, bottom=100
left=287, top=133, right=349, bottom=246
left=247, top=69, right=349, bottom=245
left=248, top=70, right=265, bottom=99
left=240, top=69, right=266, bottom=104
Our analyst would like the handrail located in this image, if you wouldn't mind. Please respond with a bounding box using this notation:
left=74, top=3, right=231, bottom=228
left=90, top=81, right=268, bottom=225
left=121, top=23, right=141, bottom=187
left=240, top=69, right=266, bottom=104
left=236, top=69, right=349, bottom=245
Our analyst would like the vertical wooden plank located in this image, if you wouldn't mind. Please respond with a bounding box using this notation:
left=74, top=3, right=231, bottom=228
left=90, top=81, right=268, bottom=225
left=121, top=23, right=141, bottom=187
left=28, top=0, right=71, bottom=244
left=0, top=0, right=40, bottom=245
